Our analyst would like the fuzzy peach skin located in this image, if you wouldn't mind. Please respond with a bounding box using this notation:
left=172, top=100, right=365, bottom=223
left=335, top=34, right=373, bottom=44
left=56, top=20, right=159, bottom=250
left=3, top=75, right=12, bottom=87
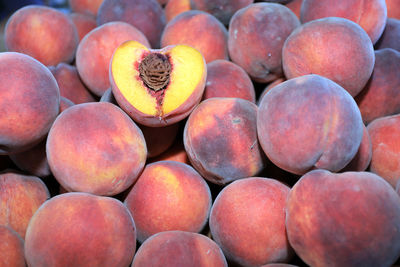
left=0, top=226, right=25, bottom=267
left=190, top=0, right=254, bottom=25
left=9, top=96, right=73, bottom=178
left=49, top=63, right=96, bottom=104
left=69, top=12, right=97, bottom=41
left=97, top=0, right=166, bottom=48
left=140, top=123, right=180, bottom=158
left=257, top=74, right=364, bottom=175
left=282, top=17, right=375, bottom=97
left=165, top=0, right=191, bottom=22
left=286, top=169, right=400, bottom=267
left=376, top=18, right=400, bottom=52
left=203, top=59, right=256, bottom=103
left=184, top=97, right=266, bottom=185
left=386, top=0, right=400, bottom=19
left=0, top=52, right=60, bottom=155
left=131, top=231, right=228, bottom=267
left=69, top=0, right=103, bottom=16
left=257, top=78, right=285, bottom=106
left=124, top=161, right=211, bottom=243
left=210, top=177, right=293, bottom=267
left=367, top=114, right=400, bottom=188
left=75, top=21, right=150, bottom=97
left=285, top=0, right=302, bottom=19
left=161, top=10, right=228, bottom=63
left=0, top=171, right=50, bottom=239
left=340, top=125, right=372, bottom=172
left=300, top=0, right=387, bottom=44
left=46, top=102, right=147, bottom=196
left=24, top=192, right=136, bottom=267
left=355, top=48, right=400, bottom=124
left=228, top=3, right=300, bottom=83
left=5, top=5, right=78, bottom=66
left=110, top=40, right=206, bottom=127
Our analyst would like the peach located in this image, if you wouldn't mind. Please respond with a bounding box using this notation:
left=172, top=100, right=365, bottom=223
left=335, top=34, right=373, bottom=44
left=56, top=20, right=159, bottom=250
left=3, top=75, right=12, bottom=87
left=110, top=40, right=206, bottom=127
left=285, top=0, right=302, bottom=19
left=0, top=171, right=50, bottom=239
left=46, top=102, right=147, bottom=196
left=184, top=97, right=266, bottom=185
left=387, top=0, right=400, bottom=19
left=375, top=18, right=400, bottom=52
left=257, top=74, right=364, bottom=175
left=131, top=230, right=228, bottom=266
left=340, top=125, right=372, bottom=172
left=0, top=226, right=25, bottom=267
left=300, top=0, right=387, bottom=44
left=286, top=169, right=400, bottom=267
left=203, top=59, right=256, bottom=103
left=161, top=10, right=229, bottom=63
left=49, top=62, right=96, bottom=104
left=282, top=17, right=375, bottom=97
left=69, top=0, right=104, bottom=16
left=140, top=123, right=180, bottom=158
left=5, top=5, right=79, bottom=66
left=99, top=88, right=116, bottom=104
left=149, top=139, right=190, bottom=164
left=97, top=0, right=166, bottom=48
left=228, top=3, right=300, bottom=83
left=355, top=48, right=400, bottom=124
left=165, top=0, right=191, bottom=22
left=257, top=78, right=285, bottom=106
left=0, top=52, right=60, bottom=155
left=124, top=161, right=211, bottom=243
left=25, top=192, right=136, bottom=267
left=75, top=21, right=150, bottom=97
left=367, top=114, right=400, bottom=188
left=59, top=96, right=75, bottom=111
left=190, top=0, right=254, bottom=25
left=69, top=12, right=97, bottom=41
left=209, top=177, right=293, bottom=266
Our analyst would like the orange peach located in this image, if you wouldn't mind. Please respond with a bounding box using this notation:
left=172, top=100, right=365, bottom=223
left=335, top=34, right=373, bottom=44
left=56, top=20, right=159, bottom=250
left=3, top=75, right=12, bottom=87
left=69, top=0, right=104, bottom=16
left=165, top=0, right=191, bottom=22
left=300, top=0, right=387, bottom=44
left=387, top=0, right=400, bottom=19
left=161, top=10, right=229, bottom=63
left=0, top=52, right=60, bottom=155
left=49, top=62, right=96, bottom=104
left=5, top=5, right=78, bottom=66
left=355, top=48, right=400, bottom=124
left=69, top=12, right=97, bottom=41
left=203, top=59, right=256, bottom=103
left=210, top=177, right=293, bottom=266
left=131, top=230, right=228, bottom=267
left=0, top=226, right=25, bottom=267
left=25, top=192, right=136, bottom=267
left=282, top=17, right=375, bottom=97
left=228, top=3, right=300, bottom=83
left=184, top=97, right=266, bottom=185
left=148, top=139, right=190, bottom=164
left=0, top=171, right=50, bottom=239
left=286, top=170, right=400, bottom=267
left=257, top=74, right=364, bottom=175
left=190, top=0, right=254, bottom=25
left=97, top=0, right=166, bottom=48
left=46, top=102, right=147, bottom=196
left=110, top=40, right=206, bottom=127
left=75, top=21, right=150, bottom=97
left=285, top=0, right=302, bottom=19
left=124, top=161, right=211, bottom=242
left=367, top=114, right=400, bottom=187
left=375, top=18, right=400, bottom=52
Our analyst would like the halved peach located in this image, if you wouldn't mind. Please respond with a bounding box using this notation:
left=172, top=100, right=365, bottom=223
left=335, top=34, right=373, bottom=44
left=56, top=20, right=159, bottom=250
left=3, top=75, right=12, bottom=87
left=110, top=40, right=206, bottom=127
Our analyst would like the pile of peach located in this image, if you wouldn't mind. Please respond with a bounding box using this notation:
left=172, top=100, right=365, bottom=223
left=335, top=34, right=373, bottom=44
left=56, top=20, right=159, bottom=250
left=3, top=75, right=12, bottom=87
left=1, top=0, right=400, bottom=266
